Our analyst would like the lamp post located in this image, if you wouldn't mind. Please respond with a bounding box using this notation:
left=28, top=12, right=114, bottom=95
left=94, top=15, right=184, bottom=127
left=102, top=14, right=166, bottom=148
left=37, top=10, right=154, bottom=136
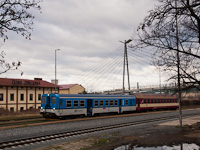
left=120, top=39, right=132, bottom=94
left=55, top=49, right=60, bottom=93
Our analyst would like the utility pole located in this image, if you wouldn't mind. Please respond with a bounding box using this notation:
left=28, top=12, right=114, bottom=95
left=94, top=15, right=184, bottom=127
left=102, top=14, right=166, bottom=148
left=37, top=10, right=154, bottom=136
left=175, top=0, right=182, bottom=128
left=55, top=49, right=60, bottom=94
left=120, top=39, right=132, bottom=94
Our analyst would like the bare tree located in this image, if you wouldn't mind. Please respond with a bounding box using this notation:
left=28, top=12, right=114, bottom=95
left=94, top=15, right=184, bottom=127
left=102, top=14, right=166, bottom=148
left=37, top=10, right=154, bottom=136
left=131, top=0, right=200, bottom=90
left=0, top=0, right=42, bottom=75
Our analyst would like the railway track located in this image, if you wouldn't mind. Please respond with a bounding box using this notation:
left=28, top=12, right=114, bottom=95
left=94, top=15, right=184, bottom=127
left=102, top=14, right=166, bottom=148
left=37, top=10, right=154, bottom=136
left=0, top=112, right=199, bottom=149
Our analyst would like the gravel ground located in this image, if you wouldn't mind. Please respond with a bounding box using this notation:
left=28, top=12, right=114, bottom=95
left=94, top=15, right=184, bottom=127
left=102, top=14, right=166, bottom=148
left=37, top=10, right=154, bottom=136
left=1, top=109, right=200, bottom=150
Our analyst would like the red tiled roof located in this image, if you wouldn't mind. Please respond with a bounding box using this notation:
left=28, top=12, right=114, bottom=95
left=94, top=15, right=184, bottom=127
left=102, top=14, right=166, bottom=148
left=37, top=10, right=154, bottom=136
left=0, top=78, right=58, bottom=88
left=59, top=84, right=77, bottom=90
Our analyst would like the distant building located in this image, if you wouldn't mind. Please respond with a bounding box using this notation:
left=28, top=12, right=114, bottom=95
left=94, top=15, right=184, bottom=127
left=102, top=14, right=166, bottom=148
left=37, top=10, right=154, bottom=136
left=59, top=84, right=85, bottom=94
left=0, top=78, right=59, bottom=112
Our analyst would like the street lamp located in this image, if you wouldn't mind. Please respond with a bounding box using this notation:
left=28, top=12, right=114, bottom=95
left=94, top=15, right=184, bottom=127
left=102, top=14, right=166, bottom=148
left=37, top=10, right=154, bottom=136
left=55, top=49, right=60, bottom=93
left=120, top=39, right=132, bottom=94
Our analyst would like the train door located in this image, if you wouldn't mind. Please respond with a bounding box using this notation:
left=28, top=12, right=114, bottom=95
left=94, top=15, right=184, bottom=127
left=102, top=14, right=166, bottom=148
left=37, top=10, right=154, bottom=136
left=87, top=99, right=93, bottom=117
left=119, top=99, right=122, bottom=114
left=45, top=96, right=51, bottom=109
left=58, top=99, right=63, bottom=115
left=137, top=98, right=140, bottom=112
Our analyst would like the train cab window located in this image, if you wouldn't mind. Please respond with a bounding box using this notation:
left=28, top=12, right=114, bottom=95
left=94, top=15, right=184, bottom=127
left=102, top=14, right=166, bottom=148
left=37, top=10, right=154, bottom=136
left=100, top=100, right=104, bottom=107
left=94, top=100, right=99, bottom=107
left=110, top=100, right=113, bottom=106
left=66, top=100, right=72, bottom=108
left=74, top=100, right=79, bottom=107
left=52, top=97, right=56, bottom=104
left=114, top=100, right=118, bottom=106
left=125, top=100, right=128, bottom=105
left=80, top=100, right=85, bottom=107
left=42, top=97, right=46, bottom=104
left=105, top=100, right=109, bottom=106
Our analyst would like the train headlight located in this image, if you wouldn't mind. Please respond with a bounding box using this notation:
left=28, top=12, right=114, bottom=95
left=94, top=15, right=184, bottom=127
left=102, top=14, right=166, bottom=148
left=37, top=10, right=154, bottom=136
left=41, top=107, right=43, bottom=110
left=51, top=108, right=55, bottom=112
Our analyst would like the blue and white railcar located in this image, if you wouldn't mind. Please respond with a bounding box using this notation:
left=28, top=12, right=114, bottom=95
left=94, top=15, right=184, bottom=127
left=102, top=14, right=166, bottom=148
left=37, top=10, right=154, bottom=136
left=40, top=94, right=136, bottom=118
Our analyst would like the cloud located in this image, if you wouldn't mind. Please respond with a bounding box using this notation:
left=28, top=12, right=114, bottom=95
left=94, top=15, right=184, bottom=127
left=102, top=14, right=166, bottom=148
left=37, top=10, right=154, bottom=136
left=0, top=0, right=164, bottom=92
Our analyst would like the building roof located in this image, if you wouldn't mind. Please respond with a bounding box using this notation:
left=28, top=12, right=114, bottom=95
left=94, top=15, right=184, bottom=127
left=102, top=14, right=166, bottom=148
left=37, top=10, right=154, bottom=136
left=0, top=78, right=58, bottom=88
left=59, top=84, right=77, bottom=90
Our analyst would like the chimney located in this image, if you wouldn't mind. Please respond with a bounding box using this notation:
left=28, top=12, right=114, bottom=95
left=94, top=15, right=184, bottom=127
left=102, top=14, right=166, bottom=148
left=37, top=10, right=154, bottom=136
left=51, top=79, right=58, bottom=85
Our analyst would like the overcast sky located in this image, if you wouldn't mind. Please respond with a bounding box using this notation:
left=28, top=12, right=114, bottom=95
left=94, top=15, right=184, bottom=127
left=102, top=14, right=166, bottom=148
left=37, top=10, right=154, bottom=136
left=1, top=0, right=166, bottom=92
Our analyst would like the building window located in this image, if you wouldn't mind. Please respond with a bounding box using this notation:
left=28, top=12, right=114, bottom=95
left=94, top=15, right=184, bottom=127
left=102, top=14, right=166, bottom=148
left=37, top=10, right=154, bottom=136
left=30, top=94, right=33, bottom=101
left=20, top=94, right=24, bottom=101
left=20, top=107, right=24, bottom=111
left=0, top=93, right=3, bottom=101
left=10, top=94, right=14, bottom=101
left=38, top=94, right=41, bottom=100
left=10, top=107, right=14, bottom=112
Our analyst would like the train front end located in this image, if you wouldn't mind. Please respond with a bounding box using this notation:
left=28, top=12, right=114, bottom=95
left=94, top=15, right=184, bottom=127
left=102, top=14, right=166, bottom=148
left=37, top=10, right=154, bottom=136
left=40, top=94, right=60, bottom=118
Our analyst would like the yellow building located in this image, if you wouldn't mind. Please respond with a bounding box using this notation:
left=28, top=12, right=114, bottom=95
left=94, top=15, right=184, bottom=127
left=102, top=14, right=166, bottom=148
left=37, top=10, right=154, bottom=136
left=59, top=84, right=85, bottom=94
left=0, top=78, right=59, bottom=112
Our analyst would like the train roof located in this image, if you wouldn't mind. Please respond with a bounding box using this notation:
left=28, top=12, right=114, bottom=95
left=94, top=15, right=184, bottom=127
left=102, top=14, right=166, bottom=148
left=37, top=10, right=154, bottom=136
left=133, top=93, right=177, bottom=99
left=42, top=94, right=136, bottom=98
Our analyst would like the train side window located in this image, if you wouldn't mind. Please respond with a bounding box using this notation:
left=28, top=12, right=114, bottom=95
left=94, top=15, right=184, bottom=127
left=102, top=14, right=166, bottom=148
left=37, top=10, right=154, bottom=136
left=110, top=100, right=113, bottom=106
left=151, top=99, right=154, bottom=103
left=74, top=100, right=79, bottom=107
left=52, top=97, right=56, bottom=104
left=114, top=100, right=118, bottom=106
left=105, top=100, right=109, bottom=106
left=125, top=100, right=128, bottom=105
left=100, top=100, right=104, bottom=107
left=42, top=97, right=46, bottom=104
left=143, top=99, right=146, bottom=103
left=94, top=100, right=99, bottom=107
left=80, top=100, right=85, bottom=107
left=66, top=100, right=72, bottom=108
left=148, top=99, right=150, bottom=103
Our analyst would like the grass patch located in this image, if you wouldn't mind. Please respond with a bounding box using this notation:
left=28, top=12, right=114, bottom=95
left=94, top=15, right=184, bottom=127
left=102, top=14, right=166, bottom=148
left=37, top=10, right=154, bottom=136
left=94, top=138, right=112, bottom=146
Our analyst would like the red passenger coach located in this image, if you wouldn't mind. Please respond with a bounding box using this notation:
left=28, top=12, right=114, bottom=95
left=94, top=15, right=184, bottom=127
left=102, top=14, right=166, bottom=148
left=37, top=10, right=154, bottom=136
left=135, top=94, right=179, bottom=112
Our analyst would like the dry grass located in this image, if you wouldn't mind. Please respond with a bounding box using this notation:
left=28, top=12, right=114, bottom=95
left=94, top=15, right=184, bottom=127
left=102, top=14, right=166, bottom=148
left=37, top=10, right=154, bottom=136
left=0, top=108, right=41, bottom=121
